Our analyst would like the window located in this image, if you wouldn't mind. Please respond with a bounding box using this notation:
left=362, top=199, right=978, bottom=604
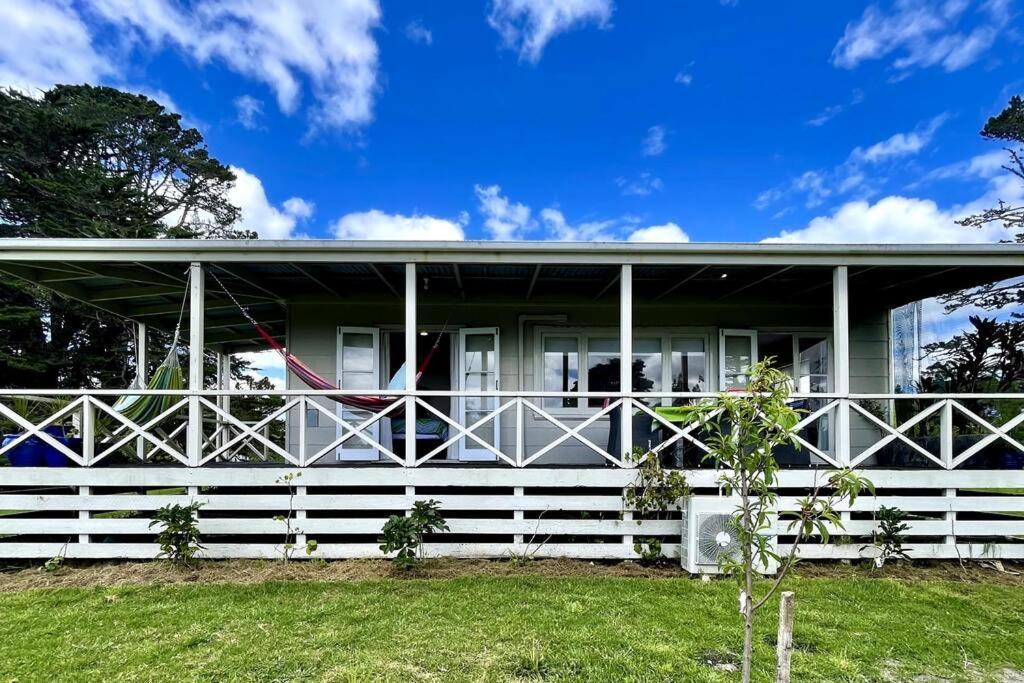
left=671, top=337, right=707, bottom=400
left=586, top=338, right=618, bottom=407
left=543, top=336, right=579, bottom=409
left=720, top=330, right=757, bottom=390
left=540, top=331, right=708, bottom=412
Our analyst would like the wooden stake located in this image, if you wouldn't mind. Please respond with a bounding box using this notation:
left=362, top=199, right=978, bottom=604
left=776, top=591, right=795, bottom=683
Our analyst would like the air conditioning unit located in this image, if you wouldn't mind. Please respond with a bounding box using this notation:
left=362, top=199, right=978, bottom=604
left=681, top=496, right=777, bottom=575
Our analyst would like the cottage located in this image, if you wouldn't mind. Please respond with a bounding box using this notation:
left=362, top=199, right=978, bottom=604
left=1, top=239, right=1022, bottom=561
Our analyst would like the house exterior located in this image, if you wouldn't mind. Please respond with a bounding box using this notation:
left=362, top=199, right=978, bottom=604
left=1, top=239, right=1023, bottom=561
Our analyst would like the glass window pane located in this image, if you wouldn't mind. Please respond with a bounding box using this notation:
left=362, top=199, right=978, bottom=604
left=341, top=372, right=374, bottom=391
left=587, top=337, right=619, bottom=407
left=342, top=333, right=374, bottom=372
left=723, top=335, right=753, bottom=390
left=798, top=337, right=829, bottom=379
left=543, top=336, right=578, bottom=408
left=672, top=337, right=707, bottom=398
left=464, top=334, right=495, bottom=373
left=632, top=338, right=661, bottom=395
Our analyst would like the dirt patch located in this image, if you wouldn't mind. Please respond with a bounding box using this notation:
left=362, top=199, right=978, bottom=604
left=793, top=559, right=1024, bottom=587
left=0, top=557, right=685, bottom=592
left=0, top=557, right=1021, bottom=592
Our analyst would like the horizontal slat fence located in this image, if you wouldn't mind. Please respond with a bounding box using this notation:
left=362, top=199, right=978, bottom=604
left=1, top=468, right=1022, bottom=561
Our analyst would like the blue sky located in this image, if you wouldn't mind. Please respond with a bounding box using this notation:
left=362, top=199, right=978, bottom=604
left=2, top=0, right=1023, bottom=244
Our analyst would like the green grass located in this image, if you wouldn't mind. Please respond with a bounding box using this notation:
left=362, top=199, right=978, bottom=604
left=1, top=572, right=1022, bottom=682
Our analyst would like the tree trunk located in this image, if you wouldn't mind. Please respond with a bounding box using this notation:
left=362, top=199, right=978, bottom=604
left=742, top=592, right=754, bottom=683
left=775, top=591, right=795, bottom=683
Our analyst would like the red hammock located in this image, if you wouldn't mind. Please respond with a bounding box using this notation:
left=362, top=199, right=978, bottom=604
left=252, top=322, right=440, bottom=412
left=212, top=271, right=441, bottom=412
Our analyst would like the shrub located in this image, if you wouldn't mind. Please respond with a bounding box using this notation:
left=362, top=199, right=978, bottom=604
left=379, top=499, right=449, bottom=569
left=149, top=502, right=204, bottom=568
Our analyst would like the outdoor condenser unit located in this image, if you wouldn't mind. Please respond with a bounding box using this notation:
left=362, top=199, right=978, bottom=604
left=680, top=496, right=778, bottom=575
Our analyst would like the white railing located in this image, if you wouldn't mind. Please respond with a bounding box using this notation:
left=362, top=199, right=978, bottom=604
left=1, top=389, right=1023, bottom=470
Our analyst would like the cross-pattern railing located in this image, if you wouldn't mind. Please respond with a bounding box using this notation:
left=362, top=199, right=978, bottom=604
left=1, top=390, right=1023, bottom=469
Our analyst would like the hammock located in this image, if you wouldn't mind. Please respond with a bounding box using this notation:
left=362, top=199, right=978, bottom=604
left=211, top=272, right=443, bottom=412
left=112, top=271, right=190, bottom=422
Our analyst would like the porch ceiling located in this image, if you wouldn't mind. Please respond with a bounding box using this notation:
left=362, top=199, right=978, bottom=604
left=1, top=240, right=1022, bottom=351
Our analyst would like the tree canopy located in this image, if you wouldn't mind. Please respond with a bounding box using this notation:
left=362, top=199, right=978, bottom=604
left=0, top=84, right=256, bottom=389
left=0, top=84, right=251, bottom=240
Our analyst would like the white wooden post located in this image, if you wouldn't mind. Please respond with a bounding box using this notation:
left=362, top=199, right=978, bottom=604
left=620, top=264, right=633, bottom=464
left=513, top=486, right=525, bottom=546
left=515, top=397, right=525, bottom=467
left=187, top=262, right=205, bottom=467
left=135, top=321, right=148, bottom=461
left=78, top=485, right=90, bottom=545
left=216, top=350, right=231, bottom=454
left=620, top=265, right=634, bottom=552
left=775, top=591, right=796, bottom=683
left=296, top=484, right=307, bottom=549
left=833, top=266, right=850, bottom=468
left=405, top=263, right=417, bottom=467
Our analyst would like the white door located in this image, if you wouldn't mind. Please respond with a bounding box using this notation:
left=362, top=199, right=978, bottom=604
left=457, top=327, right=500, bottom=461
left=336, top=327, right=381, bottom=461
left=719, top=329, right=758, bottom=390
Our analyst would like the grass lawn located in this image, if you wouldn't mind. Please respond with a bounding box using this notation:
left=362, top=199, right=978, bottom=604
left=1, top=561, right=1022, bottom=682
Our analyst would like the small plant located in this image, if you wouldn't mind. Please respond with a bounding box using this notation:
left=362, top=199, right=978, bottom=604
left=150, top=502, right=204, bottom=568
left=633, top=537, right=663, bottom=563
left=305, top=539, right=319, bottom=556
left=379, top=499, right=449, bottom=569
left=43, top=539, right=70, bottom=573
left=273, top=472, right=303, bottom=562
left=865, top=505, right=911, bottom=567
left=623, top=446, right=690, bottom=563
left=506, top=509, right=552, bottom=566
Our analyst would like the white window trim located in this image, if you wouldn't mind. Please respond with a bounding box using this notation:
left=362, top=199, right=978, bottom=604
left=534, top=326, right=714, bottom=417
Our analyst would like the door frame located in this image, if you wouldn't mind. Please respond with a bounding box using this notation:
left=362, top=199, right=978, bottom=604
left=335, top=326, right=381, bottom=461
left=457, top=326, right=500, bottom=461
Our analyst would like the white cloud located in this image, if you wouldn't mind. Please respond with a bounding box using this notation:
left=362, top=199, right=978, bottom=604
left=405, top=19, right=433, bottom=45
left=831, top=0, right=1010, bottom=75
left=331, top=210, right=466, bottom=240
left=229, top=167, right=314, bottom=240
left=765, top=196, right=964, bottom=243
left=487, top=0, right=614, bottom=64
left=674, top=72, right=693, bottom=85
left=642, top=125, right=667, bottom=157
left=912, top=149, right=1008, bottom=186
left=234, top=95, right=264, bottom=129
left=85, top=0, right=382, bottom=133
left=850, top=114, right=948, bottom=163
left=282, top=197, right=315, bottom=220
left=627, top=223, right=689, bottom=242
left=540, top=207, right=618, bottom=241
left=807, top=89, right=865, bottom=127
left=615, top=172, right=663, bottom=197
left=474, top=184, right=534, bottom=239
left=475, top=183, right=686, bottom=242
left=235, top=350, right=286, bottom=389
left=764, top=153, right=1023, bottom=243
left=806, top=104, right=844, bottom=128
left=757, top=114, right=947, bottom=210
left=0, top=0, right=113, bottom=93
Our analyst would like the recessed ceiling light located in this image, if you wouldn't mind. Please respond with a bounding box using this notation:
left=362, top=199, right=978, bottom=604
left=720, top=273, right=728, bottom=279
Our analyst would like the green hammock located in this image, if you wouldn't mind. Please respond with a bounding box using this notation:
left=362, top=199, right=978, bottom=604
left=112, top=343, right=184, bottom=424
left=112, top=269, right=189, bottom=424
